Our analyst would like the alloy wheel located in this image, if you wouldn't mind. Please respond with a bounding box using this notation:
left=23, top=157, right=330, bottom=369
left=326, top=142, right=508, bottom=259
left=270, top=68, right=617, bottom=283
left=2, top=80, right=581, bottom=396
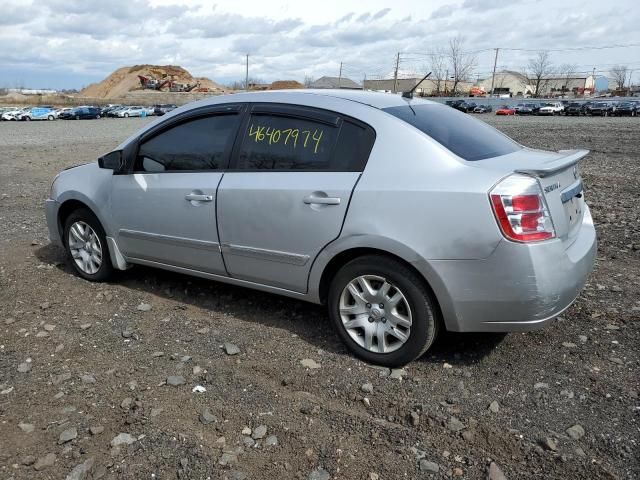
left=68, top=221, right=103, bottom=275
left=339, top=275, right=412, bottom=354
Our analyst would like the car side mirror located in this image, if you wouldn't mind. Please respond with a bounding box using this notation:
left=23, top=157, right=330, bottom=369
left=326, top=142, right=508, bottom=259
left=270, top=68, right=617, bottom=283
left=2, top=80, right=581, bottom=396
left=98, top=151, right=122, bottom=171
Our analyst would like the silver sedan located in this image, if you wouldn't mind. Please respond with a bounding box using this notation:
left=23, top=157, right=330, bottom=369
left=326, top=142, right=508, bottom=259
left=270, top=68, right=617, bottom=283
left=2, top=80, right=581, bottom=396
left=45, top=90, right=596, bottom=366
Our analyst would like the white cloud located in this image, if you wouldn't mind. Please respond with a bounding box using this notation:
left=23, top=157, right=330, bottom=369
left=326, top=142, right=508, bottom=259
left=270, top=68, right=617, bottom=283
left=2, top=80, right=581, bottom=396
left=0, top=0, right=638, bottom=89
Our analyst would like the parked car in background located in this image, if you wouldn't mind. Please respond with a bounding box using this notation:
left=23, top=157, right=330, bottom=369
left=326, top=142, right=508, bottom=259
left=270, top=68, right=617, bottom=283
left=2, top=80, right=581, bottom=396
left=581, top=102, right=595, bottom=115
left=107, top=106, right=127, bottom=117
left=564, top=103, right=583, bottom=116
left=514, top=103, right=536, bottom=115
left=45, top=90, right=596, bottom=366
left=454, top=101, right=477, bottom=113
left=116, top=106, right=146, bottom=118
left=473, top=105, right=492, bottom=113
left=613, top=102, right=638, bottom=116
left=1, top=108, right=26, bottom=121
left=101, top=105, right=122, bottom=116
left=54, top=108, right=73, bottom=118
left=153, top=104, right=178, bottom=116
left=19, top=106, right=57, bottom=121
left=59, top=107, right=102, bottom=120
left=589, top=102, right=615, bottom=116
left=538, top=102, right=564, bottom=116
left=495, top=105, right=516, bottom=115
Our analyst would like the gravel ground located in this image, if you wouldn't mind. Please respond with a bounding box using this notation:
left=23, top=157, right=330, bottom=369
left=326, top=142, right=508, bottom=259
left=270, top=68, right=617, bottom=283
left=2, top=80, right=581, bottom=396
left=0, top=115, right=638, bottom=480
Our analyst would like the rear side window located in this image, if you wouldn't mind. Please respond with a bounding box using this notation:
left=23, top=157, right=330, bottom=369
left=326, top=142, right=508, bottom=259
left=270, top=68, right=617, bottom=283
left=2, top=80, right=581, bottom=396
left=383, top=104, right=520, bottom=161
left=236, top=114, right=338, bottom=170
left=136, top=114, right=240, bottom=172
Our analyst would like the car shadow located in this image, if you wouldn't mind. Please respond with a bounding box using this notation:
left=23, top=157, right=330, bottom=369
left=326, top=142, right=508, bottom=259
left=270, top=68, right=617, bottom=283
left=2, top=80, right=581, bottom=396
left=35, top=244, right=506, bottom=366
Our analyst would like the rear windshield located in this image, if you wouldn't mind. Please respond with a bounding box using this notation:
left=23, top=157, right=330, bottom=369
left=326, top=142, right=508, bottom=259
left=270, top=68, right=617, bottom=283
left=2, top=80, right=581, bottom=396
left=383, top=104, right=521, bottom=161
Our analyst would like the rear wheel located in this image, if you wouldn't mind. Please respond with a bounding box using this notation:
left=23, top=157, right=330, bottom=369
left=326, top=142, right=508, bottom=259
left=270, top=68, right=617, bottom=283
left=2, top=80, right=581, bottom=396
left=328, top=255, right=439, bottom=367
left=124, top=113, right=129, bottom=118
left=63, top=209, right=113, bottom=282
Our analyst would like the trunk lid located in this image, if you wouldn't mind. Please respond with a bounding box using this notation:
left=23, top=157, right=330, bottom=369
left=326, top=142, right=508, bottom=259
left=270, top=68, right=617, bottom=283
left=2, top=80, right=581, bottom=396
left=477, top=148, right=588, bottom=245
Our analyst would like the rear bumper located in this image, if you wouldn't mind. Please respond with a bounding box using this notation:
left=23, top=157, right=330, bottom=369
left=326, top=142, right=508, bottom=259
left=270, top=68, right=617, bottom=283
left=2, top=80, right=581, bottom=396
left=429, top=205, right=597, bottom=332
left=45, top=199, right=62, bottom=247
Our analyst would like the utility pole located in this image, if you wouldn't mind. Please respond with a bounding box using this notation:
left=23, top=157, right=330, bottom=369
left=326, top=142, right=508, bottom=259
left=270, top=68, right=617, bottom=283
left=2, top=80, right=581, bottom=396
left=489, top=48, right=499, bottom=98
left=338, top=62, right=343, bottom=89
left=393, top=52, right=400, bottom=93
left=444, top=69, right=448, bottom=95
left=245, top=54, right=249, bottom=91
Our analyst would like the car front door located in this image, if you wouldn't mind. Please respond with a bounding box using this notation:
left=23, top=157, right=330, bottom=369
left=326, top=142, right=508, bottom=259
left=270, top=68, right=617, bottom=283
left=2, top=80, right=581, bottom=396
left=110, top=106, right=243, bottom=274
left=217, top=104, right=376, bottom=292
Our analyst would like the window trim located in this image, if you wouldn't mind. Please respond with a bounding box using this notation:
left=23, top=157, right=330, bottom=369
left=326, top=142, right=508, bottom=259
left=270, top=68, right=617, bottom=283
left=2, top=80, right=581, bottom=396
left=126, top=104, right=246, bottom=174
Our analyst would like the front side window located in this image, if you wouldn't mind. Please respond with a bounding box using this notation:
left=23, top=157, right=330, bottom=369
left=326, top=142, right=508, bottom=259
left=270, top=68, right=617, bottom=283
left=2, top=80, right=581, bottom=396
left=384, top=104, right=521, bottom=161
left=136, top=114, right=240, bottom=172
left=236, top=114, right=339, bottom=170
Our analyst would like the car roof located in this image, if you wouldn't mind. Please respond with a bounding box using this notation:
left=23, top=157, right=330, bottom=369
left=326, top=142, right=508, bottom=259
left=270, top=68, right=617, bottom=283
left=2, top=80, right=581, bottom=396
left=196, top=89, right=439, bottom=111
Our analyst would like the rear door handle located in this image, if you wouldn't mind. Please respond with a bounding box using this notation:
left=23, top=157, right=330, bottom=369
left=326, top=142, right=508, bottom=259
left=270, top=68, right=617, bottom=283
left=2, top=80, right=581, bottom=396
left=185, top=193, right=213, bottom=202
left=303, top=195, right=341, bottom=205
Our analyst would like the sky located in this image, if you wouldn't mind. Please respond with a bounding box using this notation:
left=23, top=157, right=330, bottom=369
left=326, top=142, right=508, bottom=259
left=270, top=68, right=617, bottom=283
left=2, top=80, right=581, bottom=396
left=1, top=0, right=639, bottom=90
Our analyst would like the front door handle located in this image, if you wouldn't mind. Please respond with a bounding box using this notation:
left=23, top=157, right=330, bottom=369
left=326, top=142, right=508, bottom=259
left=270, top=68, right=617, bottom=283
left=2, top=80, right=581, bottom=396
left=185, top=193, right=213, bottom=202
left=303, top=195, right=341, bottom=205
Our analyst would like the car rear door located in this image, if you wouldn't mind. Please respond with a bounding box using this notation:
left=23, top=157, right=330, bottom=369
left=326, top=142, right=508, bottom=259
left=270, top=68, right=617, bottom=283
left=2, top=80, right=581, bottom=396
left=216, top=104, right=376, bottom=292
left=110, top=105, right=243, bottom=274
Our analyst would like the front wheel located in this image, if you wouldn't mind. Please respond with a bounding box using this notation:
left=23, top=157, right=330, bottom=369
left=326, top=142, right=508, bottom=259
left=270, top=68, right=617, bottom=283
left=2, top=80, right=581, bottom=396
left=124, top=113, right=129, bottom=118
left=48, top=115, right=54, bottom=120
left=64, top=209, right=113, bottom=282
left=328, top=255, right=439, bottom=367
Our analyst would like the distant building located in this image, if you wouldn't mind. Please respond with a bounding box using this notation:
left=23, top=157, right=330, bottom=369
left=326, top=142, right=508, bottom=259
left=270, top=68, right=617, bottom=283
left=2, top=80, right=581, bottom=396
left=477, top=71, right=532, bottom=97
left=477, top=71, right=603, bottom=97
left=363, top=78, right=472, bottom=95
left=309, top=76, right=361, bottom=89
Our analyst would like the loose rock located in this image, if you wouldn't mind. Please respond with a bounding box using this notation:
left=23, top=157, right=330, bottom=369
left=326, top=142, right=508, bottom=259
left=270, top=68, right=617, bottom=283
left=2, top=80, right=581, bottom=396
left=137, top=303, right=152, bottom=311
left=308, top=468, right=331, bottom=480
left=447, top=416, right=465, bottom=432
left=166, top=375, right=186, bottom=386
left=539, top=437, right=558, bottom=451
left=90, top=425, right=104, bottom=435
left=419, top=460, right=440, bottom=473
left=265, top=435, right=278, bottom=446
left=18, top=422, right=35, bottom=433
left=200, top=408, right=217, bottom=425
left=224, top=343, right=240, bottom=355
left=566, top=424, right=585, bottom=440
left=300, top=358, right=321, bottom=369
left=65, top=457, right=94, bottom=480
left=110, top=432, right=137, bottom=447
left=488, top=400, right=500, bottom=413
left=59, top=427, right=78, bottom=444
left=34, top=453, right=56, bottom=471
left=488, top=462, right=507, bottom=480
left=361, top=382, right=374, bottom=393
left=252, top=424, right=267, bottom=439
left=17, top=361, right=32, bottom=373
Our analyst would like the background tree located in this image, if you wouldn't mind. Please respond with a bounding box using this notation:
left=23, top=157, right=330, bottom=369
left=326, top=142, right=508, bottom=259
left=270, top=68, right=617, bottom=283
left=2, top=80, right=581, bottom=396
left=303, top=75, right=315, bottom=88
left=447, top=36, right=476, bottom=95
left=559, top=63, right=577, bottom=94
left=429, top=48, right=447, bottom=95
left=610, top=65, right=629, bottom=90
left=526, top=51, right=554, bottom=97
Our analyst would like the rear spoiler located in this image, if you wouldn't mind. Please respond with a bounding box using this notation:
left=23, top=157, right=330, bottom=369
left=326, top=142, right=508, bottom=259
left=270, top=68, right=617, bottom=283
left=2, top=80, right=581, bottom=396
left=515, top=149, right=589, bottom=177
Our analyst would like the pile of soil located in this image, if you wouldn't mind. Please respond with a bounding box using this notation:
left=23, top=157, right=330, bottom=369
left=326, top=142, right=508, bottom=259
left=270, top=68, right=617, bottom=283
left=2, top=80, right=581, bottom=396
left=269, top=80, right=304, bottom=90
left=80, top=65, right=227, bottom=99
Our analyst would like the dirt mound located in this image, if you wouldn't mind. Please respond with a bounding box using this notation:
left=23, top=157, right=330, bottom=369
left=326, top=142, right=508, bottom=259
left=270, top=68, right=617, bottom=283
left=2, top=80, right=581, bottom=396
left=269, top=80, right=304, bottom=90
left=81, top=65, right=226, bottom=99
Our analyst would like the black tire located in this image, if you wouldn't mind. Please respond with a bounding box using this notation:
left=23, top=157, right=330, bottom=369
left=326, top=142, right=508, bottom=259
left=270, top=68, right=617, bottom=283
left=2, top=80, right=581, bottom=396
left=328, top=255, right=440, bottom=367
left=48, top=115, right=54, bottom=120
left=63, top=208, right=114, bottom=282
left=75, top=115, right=80, bottom=120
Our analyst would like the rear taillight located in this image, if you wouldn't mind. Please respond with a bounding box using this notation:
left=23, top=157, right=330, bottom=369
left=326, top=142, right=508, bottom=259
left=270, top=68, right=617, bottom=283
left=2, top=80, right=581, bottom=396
left=490, top=175, right=555, bottom=242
